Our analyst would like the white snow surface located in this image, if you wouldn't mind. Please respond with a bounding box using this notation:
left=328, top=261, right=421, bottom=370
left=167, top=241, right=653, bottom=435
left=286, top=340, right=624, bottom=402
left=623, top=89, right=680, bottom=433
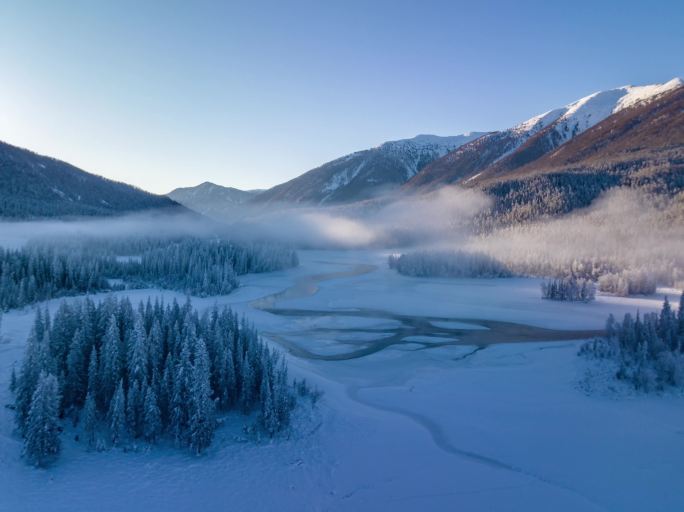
left=1, top=249, right=683, bottom=511
left=508, top=77, right=683, bottom=149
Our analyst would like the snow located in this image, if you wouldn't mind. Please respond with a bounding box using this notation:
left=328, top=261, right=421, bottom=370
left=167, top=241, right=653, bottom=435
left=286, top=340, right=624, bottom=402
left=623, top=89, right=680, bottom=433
left=1, top=249, right=683, bottom=511
left=322, top=161, right=367, bottom=193
left=553, top=77, right=682, bottom=144
left=508, top=77, right=683, bottom=147
left=512, top=107, right=566, bottom=135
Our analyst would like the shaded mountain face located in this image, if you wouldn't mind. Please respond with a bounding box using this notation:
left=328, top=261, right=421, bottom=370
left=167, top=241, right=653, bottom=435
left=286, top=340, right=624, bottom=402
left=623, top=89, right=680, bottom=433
left=0, top=141, right=179, bottom=219
left=406, top=78, right=683, bottom=191
left=252, top=133, right=487, bottom=206
left=167, top=182, right=260, bottom=218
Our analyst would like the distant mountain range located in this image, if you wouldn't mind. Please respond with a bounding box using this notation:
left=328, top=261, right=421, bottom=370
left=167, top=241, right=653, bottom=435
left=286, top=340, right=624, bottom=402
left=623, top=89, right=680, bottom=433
left=3, top=77, right=682, bottom=225
left=167, top=182, right=260, bottom=219
left=251, top=133, right=486, bottom=205
left=0, top=141, right=180, bottom=219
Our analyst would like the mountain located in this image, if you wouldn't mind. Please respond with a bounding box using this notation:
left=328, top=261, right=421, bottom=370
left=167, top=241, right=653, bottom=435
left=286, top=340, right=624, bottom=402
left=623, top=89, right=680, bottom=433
left=0, top=140, right=180, bottom=219
left=252, top=133, right=487, bottom=205
left=406, top=78, right=683, bottom=191
left=465, top=81, right=684, bottom=226
left=479, top=82, right=684, bottom=184
left=167, top=182, right=260, bottom=218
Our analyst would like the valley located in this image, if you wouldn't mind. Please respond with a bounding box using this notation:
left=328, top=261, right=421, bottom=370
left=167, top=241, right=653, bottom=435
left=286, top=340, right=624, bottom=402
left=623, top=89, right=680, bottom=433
left=2, top=249, right=682, bottom=511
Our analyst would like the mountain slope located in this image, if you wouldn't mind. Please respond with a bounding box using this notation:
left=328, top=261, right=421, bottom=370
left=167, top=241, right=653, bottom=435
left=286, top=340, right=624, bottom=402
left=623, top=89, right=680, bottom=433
left=407, top=78, right=683, bottom=190
left=0, top=140, right=179, bottom=219
left=167, top=182, right=260, bottom=218
left=472, top=84, right=684, bottom=226
left=478, top=82, right=684, bottom=183
left=252, top=133, right=486, bottom=205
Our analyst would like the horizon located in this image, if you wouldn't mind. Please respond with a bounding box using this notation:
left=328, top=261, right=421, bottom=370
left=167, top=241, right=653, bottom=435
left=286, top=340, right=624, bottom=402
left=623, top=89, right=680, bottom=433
left=1, top=1, right=683, bottom=194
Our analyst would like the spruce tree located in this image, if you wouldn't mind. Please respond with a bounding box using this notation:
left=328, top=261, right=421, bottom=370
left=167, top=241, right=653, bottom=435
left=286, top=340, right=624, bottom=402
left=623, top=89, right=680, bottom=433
left=143, top=384, right=162, bottom=443
left=108, top=379, right=127, bottom=446
left=101, top=315, right=121, bottom=404
left=24, top=372, right=61, bottom=467
left=82, top=391, right=98, bottom=450
left=189, top=338, right=215, bottom=454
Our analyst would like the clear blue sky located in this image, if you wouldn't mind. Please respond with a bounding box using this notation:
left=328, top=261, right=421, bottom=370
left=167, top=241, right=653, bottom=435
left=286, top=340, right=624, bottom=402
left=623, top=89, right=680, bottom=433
left=1, top=0, right=682, bottom=194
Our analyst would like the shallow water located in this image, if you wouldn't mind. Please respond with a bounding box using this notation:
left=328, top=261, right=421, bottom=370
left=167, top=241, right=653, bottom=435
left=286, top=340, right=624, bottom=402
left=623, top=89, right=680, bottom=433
left=251, top=262, right=603, bottom=361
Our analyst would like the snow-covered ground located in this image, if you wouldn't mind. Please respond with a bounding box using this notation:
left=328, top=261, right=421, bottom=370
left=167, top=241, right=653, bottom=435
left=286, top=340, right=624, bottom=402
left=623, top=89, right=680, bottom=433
left=1, top=249, right=683, bottom=511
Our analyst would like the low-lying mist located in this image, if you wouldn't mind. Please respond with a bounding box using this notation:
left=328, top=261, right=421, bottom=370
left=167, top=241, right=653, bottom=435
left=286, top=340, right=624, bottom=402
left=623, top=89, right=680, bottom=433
left=466, top=188, right=684, bottom=284
left=1, top=186, right=681, bottom=289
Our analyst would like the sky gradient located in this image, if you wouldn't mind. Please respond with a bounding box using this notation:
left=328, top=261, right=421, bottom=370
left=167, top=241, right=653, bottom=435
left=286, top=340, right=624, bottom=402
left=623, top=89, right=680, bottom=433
left=1, top=0, right=683, bottom=194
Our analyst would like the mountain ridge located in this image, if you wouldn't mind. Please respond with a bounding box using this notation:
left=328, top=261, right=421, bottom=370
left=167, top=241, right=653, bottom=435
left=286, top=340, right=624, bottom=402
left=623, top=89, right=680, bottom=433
left=251, top=133, right=487, bottom=205
left=0, top=140, right=180, bottom=219
left=406, top=78, right=683, bottom=191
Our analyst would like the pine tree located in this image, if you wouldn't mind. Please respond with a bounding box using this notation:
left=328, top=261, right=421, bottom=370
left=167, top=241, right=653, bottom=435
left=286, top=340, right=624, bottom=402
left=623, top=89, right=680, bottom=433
left=188, top=338, right=215, bottom=454
left=108, top=379, right=127, bottom=446
left=64, top=328, right=87, bottom=408
left=126, top=380, right=143, bottom=438
left=15, top=324, right=53, bottom=434
left=87, top=348, right=99, bottom=400
left=101, top=315, right=121, bottom=404
left=170, top=338, right=193, bottom=446
left=143, top=384, right=162, bottom=443
left=82, top=391, right=98, bottom=450
left=260, top=367, right=278, bottom=436
left=24, top=372, right=61, bottom=467
left=127, top=315, right=148, bottom=385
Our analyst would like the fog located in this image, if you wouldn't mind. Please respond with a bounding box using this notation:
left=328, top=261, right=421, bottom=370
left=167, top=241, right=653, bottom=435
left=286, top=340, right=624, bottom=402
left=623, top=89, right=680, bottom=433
left=0, top=187, right=490, bottom=250
left=222, top=186, right=490, bottom=248
left=1, top=186, right=682, bottom=287
left=463, top=188, right=684, bottom=285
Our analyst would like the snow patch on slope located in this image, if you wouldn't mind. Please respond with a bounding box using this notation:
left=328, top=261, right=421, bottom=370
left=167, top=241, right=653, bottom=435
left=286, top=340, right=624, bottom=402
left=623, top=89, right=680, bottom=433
left=554, top=77, right=683, bottom=143
left=322, top=161, right=367, bottom=193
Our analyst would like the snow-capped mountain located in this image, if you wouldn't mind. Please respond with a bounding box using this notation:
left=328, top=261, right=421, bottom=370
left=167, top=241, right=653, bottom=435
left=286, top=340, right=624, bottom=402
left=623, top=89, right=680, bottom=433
left=252, top=133, right=487, bottom=205
left=167, top=182, right=260, bottom=218
left=484, top=80, right=684, bottom=183
left=407, top=78, right=683, bottom=190
left=0, top=140, right=179, bottom=219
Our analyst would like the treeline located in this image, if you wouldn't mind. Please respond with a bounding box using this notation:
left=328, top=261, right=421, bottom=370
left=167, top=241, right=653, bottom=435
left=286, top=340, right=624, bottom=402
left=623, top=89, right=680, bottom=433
left=579, top=295, right=684, bottom=391
left=388, top=250, right=512, bottom=278
left=0, top=237, right=298, bottom=310
left=12, top=296, right=314, bottom=467
left=0, top=246, right=111, bottom=310
left=541, top=277, right=596, bottom=302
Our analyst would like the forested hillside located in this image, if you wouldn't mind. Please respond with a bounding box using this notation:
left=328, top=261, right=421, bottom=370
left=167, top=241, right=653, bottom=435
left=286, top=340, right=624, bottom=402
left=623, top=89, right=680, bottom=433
left=0, top=141, right=180, bottom=219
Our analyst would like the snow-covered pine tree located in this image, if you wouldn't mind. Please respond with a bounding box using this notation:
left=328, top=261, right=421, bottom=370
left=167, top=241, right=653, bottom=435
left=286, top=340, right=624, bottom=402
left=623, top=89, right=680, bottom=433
left=108, top=379, right=127, bottom=446
left=82, top=391, right=98, bottom=450
left=87, top=348, right=99, bottom=402
left=64, top=327, right=87, bottom=409
left=142, top=383, right=162, bottom=443
left=100, top=315, right=122, bottom=405
left=170, top=337, right=193, bottom=446
left=127, top=315, right=148, bottom=386
left=15, top=318, right=54, bottom=435
left=126, top=379, right=143, bottom=438
left=188, top=338, right=215, bottom=454
left=24, top=372, right=61, bottom=467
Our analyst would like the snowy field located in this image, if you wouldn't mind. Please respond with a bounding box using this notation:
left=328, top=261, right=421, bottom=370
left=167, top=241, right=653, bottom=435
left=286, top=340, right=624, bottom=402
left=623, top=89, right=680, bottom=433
left=1, top=249, right=683, bottom=511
